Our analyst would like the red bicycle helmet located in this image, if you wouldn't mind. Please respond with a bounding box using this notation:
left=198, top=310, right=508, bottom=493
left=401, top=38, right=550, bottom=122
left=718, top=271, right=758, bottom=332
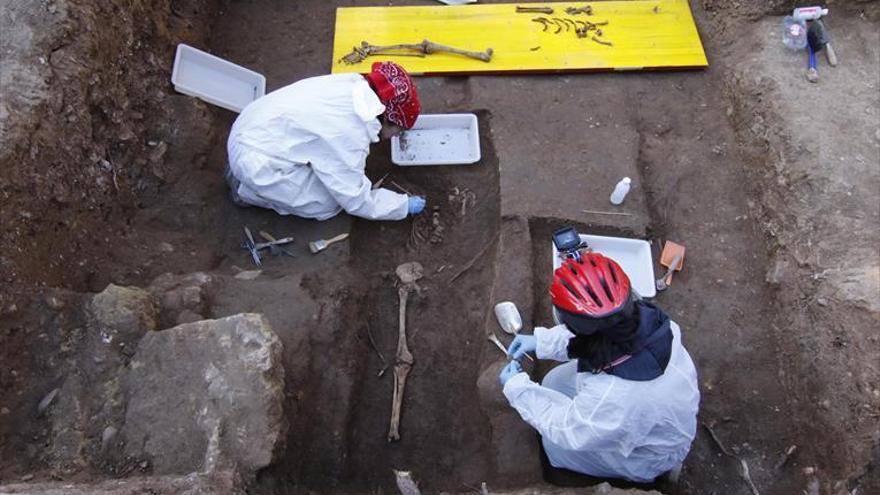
left=551, top=253, right=633, bottom=334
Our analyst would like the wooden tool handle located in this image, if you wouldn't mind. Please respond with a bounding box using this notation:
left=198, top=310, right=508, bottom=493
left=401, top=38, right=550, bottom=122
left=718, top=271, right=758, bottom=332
left=327, top=233, right=350, bottom=245
left=825, top=42, right=838, bottom=67
left=663, top=254, right=684, bottom=285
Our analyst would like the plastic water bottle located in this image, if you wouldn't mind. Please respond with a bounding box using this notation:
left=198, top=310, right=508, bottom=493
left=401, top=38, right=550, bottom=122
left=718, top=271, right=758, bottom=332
left=793, top=6, right=829, bottom=21
left=610, top=177, right=631, bottom=205
left=783, top=16, right=808, bottom=50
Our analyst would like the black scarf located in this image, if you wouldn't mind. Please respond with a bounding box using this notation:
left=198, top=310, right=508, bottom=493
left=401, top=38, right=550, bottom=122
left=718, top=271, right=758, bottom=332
left=572, top=301, right=674, bottom=381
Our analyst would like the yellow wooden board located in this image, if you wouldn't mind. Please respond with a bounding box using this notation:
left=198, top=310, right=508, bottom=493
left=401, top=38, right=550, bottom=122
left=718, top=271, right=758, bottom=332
left=331, top=1, right=707, bottom=75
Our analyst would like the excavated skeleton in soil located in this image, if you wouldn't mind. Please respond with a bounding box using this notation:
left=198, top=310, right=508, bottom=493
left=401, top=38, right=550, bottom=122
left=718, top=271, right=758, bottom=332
left=388, top=261, right=424, bottom=442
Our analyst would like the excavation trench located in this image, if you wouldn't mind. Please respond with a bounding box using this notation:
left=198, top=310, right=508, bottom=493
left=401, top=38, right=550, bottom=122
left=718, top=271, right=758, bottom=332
left=2, top=1, right=877, bottom=493
left=250, top=114, right=502, bottom=493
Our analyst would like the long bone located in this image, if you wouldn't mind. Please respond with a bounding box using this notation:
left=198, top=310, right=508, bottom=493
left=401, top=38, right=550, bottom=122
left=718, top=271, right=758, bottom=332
left=387, top=261, right=424, bottom=442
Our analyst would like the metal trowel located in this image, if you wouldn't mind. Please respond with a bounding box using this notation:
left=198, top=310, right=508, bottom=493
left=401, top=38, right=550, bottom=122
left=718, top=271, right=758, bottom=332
left=494, top=301, right=523, bottom=335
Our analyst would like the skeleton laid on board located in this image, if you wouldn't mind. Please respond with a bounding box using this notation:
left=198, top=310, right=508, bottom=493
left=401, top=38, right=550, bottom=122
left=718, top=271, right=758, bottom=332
left=340, top=39, right=493, bottom=65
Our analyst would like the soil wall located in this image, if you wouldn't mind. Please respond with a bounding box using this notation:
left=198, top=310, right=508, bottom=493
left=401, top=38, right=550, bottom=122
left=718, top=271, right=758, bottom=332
left=0, top=0, right=217, bottom=292
left=719, top=3, right=880, bottom=492
left=0, top=0, right=218, bottom=482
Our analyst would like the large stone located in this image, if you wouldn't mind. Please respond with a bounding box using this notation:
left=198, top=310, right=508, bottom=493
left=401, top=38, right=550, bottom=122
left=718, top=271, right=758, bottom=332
left=42, top=285, right=157, bottom=472
left=148, top=272, right=213, bottom=329
left=90, top=284, right=158, bottom=341
left=121, top=314, right=285, bottom=475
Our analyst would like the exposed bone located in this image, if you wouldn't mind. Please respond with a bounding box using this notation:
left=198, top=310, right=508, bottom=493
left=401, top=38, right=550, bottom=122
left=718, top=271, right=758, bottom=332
left=592, top=35, right=613, bottom=47
left=341, top=40, right=493, bottom=65
left=551, top=18, right=569, bottom=31
left=394, top=470, right=422, bottom=495
left=532, top=17, right=551, bottom=32
left=516, top=6, right=554, bottom=14
left=774, top=445, right=798, bottom=470
left=388, top=286, right=413, bottom=441
left=566, top=5, right=594, bottom=15
left=562, top=18, right=579, bottom=31
left=388, top=262, right=423, bottom=442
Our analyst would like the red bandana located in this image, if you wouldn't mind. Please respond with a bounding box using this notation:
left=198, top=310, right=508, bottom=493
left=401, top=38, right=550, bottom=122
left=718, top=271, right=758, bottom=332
left=365, top=61, right=421, bottom=129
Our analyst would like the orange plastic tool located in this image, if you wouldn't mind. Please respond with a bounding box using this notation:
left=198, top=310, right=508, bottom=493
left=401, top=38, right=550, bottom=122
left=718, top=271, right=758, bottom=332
left=658, top=241, right=686, bottom=286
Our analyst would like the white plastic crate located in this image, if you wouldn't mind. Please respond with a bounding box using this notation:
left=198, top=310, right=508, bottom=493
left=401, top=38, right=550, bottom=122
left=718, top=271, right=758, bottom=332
left=391, top=113, right=481, bottom=166
left=171, top=44, right=266, bottom=113
left=552, top=234, right=657, bottom=299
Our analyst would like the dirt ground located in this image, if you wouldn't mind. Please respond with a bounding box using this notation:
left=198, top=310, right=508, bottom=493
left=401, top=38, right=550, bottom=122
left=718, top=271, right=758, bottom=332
left=1, top=0, right=878, bottom=494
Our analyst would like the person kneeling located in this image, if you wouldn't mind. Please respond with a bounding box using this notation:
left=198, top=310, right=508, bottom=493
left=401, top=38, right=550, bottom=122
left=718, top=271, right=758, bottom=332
left=499, top=252, right=700, bottom=483
left=226, top=61, right=425, bottom=220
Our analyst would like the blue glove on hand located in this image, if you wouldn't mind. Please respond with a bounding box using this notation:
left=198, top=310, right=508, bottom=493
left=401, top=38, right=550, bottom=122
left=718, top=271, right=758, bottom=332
left=499, top=360, right=523, bottom=387
left=508, top=334, right=537, bottom=360
left=407, top=196, right=426, bottom=215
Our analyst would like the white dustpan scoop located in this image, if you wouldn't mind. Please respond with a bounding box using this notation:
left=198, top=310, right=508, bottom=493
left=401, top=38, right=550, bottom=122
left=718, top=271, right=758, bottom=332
left=494, top=301, right=523, bottom=335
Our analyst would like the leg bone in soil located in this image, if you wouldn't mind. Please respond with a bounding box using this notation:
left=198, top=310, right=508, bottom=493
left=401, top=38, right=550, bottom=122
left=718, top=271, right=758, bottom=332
left=388, top=261, right=424, bottom=442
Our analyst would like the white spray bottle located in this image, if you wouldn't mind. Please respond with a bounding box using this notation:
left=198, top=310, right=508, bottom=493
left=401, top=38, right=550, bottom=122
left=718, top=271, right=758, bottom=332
left=610, top=177, right=631, bottom=205
left=792, top=6, right=828, bottom=21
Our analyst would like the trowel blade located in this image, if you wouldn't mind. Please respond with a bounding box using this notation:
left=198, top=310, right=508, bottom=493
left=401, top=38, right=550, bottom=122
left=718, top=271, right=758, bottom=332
left=494, top=301, right=523, bottom=335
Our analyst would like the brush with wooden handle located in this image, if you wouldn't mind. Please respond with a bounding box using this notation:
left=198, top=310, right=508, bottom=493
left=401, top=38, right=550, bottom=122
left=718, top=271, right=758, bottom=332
left=309, top=233, right=349, bottom=254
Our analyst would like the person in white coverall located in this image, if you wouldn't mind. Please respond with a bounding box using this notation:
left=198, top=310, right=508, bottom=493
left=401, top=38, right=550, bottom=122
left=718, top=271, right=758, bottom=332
left=225, top=61, right=426, bottom=221
left=499, top=252, right=700, bottom=483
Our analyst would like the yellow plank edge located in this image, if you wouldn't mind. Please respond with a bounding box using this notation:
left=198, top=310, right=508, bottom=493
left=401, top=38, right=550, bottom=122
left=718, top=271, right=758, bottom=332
left=331, top=1, right=708, bottom=75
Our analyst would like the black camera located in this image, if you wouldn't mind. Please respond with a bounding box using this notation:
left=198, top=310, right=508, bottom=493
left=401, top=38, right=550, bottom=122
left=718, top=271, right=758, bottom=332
left=553, top=226, right=587, bottom=261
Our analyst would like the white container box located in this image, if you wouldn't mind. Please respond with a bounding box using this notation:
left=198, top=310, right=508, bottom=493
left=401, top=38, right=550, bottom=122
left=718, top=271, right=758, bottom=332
left=391, top=113, right=481, bottom=166
left=552, top=234, right=656, bottom=299
left=171, top=44, right=266, bottom=113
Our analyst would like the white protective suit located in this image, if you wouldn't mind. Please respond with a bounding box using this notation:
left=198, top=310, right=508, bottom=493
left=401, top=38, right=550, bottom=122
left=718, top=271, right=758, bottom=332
left=503, top=322, right=700, bottom=483
left=227, top=73, right=409, bottom=221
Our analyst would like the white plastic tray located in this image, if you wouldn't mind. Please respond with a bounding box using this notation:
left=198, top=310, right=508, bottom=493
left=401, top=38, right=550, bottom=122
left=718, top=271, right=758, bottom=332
left=391, top=113, right=480, bottom=166
left=171, top=44, right=266, bottom=113
left=552, top=234, right=656, bottom=298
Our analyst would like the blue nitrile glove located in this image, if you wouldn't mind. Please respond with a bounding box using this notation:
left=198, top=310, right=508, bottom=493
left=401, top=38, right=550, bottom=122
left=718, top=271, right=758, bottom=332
left=499, top=360, right=523, bottom=386
left=407, top=196, right=426, bottom=215
left=508, top=334, right=537, bottom=360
